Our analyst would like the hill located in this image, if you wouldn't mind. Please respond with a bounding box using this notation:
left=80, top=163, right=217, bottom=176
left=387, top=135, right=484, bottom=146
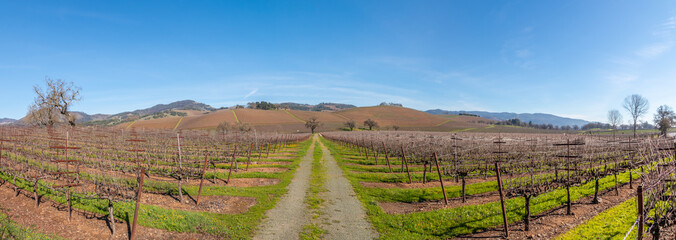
left=80, top=100, right=216, bottom=126
left=426, top=109, right=590, bottom=127
left=120, top=105, right=498, bottom=133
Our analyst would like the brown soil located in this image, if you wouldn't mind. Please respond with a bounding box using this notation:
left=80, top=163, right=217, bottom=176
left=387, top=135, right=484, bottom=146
left=351, top=170, right=426, bottom=174
left=456, top=183, right=636, bottom=240
left=379, top=191, right=500, bottom=214
left=343, top=162, right=424, bottom=168
left=141, top=193, right=256, bottom=214
left=185, top=177, right=280, bottom=187
left=0, top=181, right=216, bottom=240
left=361, top=177, right=492, bottom=189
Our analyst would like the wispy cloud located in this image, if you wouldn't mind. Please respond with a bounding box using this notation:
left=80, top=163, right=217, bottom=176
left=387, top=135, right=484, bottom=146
left=636, top=42, right=672, bottom=58
left=605, top=74, right=638, bottom=84
left=244, top=88, right=258, bottom=98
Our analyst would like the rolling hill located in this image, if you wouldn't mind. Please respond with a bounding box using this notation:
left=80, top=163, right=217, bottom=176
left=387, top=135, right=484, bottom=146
left=120, top=105, right=496, bottom=133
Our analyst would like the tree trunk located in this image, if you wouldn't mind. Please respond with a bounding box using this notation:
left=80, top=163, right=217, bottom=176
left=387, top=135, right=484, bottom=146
left=566, top=185, right=572, bottom=215
left=614, top=173, right=619, bottom=196
left=461, top=177, right=466, bottom=203
left=178, top=177, right=184, bottom=203
left=524, top=195, right=531, bottom=231
left=592, top=178, right=600, bottom=204
left=108, top=198, right=116, bottom=236
left=422, top=162, right=427, bottom=184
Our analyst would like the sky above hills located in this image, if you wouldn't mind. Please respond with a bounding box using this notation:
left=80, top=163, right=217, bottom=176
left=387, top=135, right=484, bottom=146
left=1, top=1, right=675, bottom=123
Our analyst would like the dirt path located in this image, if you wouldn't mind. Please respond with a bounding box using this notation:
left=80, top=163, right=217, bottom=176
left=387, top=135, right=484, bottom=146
left=318, top=139, right=379, bottom=240
left=253, top=137, right=315, bottom=240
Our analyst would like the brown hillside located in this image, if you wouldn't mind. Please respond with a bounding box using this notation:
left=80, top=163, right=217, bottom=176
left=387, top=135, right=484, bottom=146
left=233, top=109, right=302, bottom=125
left=336, top=106, right=447, bottom=127
left=178, top=109, right=237, bottom=129
left=122, top=105, right=499, bottom=132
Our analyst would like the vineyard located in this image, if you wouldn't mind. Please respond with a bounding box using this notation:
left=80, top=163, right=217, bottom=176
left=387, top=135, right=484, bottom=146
left=0, top=125, right=675, bottom=239
left=0, top=126, right=311, bottom=239
left=320, top=131, right=676, bottom=239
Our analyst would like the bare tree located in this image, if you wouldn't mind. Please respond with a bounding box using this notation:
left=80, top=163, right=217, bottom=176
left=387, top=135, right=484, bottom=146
left=392, top=125, right=400, bottom=131
left=623, top=94, right=649, bottom=137
left=344, top=120, right=356, bottom=131
left=237, top=122, right=252, bottom=132
left=29, top=78, right=81, bottom=126
left=305, top=117, right=320, bottom=134
left=607, top=109, right=622, bottom=135
left=364, top=118, right=379, bottom=130
left=217, top=121, right=231, bottom=133
left=654, top=105, right=675, bottom=136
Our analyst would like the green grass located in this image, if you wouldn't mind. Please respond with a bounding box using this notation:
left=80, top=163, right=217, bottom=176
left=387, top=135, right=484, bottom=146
left=0, top=139, right=313, bottom=239
left=0, top=212, right=62, bottom=240
left=557, top=197, right=638, bottom=240
left=300, top=137, right=328, bottom=240
left=319, top=136, right=642, bottom=239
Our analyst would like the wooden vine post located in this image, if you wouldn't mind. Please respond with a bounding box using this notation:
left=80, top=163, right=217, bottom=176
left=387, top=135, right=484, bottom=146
left=382, top=142, right=393, bottom=173
left=227, top=145, right=238, bottom=183
left=130, top=168, right=146, bottom=240
left=433, top=152, right=448, bottom=205
left=495, top=161, right=509, bottom=237
left=400, top=145, right=412, bottom=184
left=637, top=185, right=643, bottom=240
left=196, top=153, right=209, bottom=205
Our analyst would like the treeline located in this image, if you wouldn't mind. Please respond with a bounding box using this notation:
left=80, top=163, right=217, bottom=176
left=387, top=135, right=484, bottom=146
left=497, top=118, right=656, bottom=131
left=244, top=101, right=357, bottom=111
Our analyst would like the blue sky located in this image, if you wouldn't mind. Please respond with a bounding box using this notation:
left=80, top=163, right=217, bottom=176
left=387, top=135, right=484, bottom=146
left=1, top=1, right=675, bottom=123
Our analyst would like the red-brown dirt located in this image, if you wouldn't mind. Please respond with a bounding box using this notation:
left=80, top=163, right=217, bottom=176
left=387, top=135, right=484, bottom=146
left=0, top=181, right=217, bottom=240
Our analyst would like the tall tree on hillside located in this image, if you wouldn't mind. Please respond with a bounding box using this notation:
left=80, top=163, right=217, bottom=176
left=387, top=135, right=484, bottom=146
left=364, top=118, right=379, bottom=130
left=654, top=105, right=675, bottom=136
left=27, top=78, right=81, bottom=126
left=305, top=117, right=320, bottom=134
left=344, top=120, right=356, bottom=131
left=623, top=94, right=649, bottom=137
left=607, top=109, right=623, bottom=135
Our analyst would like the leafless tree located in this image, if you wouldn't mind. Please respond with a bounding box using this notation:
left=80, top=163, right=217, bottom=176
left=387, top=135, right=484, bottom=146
left=237, top=122, right=252, bottom=132
left=217, top=121, right=231, bottom=133
left=364, top=118, right=379, bottom=130
left=623, top=94, right=649, bottom=137
left=344, top=120, right=356, bottom=131
left=28, top=78, right=81, bottom=126
left=607, top=109, right=622, bottom=135
left=654, top=105, right=675, bottom=136
left=392, top=125, right=400, bottom=131
left=305, top=117, right=320, bottom=134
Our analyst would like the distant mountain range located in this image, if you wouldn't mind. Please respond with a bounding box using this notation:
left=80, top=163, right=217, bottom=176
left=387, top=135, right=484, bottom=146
left=0, top=118, right=16, bottom=125
left=426, top=109, right=590, bottom=127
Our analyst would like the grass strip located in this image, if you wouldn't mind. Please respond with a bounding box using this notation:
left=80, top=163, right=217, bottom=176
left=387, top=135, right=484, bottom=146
left=556, top=197, right=637, bottom=240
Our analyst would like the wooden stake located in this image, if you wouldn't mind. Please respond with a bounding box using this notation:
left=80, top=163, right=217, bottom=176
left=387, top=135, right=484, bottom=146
left=400, top=145, right=412, bottom=184
left=433, top=153, right=447, bottom=205
left=638, top=186, right=644, bottom=240
left=382, top=142, right=392, bottom=173
left=196, top=153, right=209, bottom=205
left=495, top=161, right=509, bottom=237
left=130, top=168, right=146, bottom=240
